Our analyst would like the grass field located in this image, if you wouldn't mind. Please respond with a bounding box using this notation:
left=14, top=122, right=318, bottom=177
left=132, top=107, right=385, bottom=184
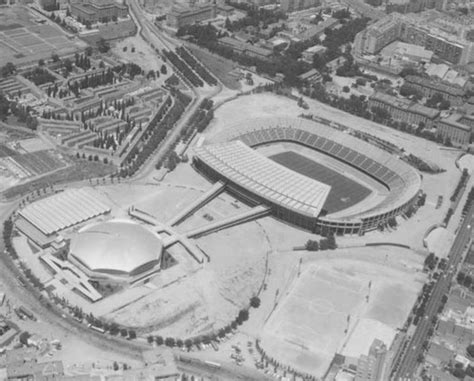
left=270, top=151, right=371, bottom=213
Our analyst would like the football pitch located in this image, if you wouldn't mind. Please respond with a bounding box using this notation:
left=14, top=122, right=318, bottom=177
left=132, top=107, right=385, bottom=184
left=270, top=151, right=371, bottom=213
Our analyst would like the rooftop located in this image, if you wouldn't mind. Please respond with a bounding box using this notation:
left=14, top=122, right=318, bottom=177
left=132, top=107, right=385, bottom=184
left=405, top=75, right=466, bottom=97
left=370, top=92, right=440, bottom=119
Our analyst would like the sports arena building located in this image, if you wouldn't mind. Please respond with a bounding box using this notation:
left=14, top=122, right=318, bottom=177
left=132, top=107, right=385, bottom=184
left=69, top=219, right=162, bottom=282
left=193, top=117, right=421, bottom=235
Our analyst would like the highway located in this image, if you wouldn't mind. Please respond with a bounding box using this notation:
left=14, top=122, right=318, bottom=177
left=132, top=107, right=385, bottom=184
left=392, top=203, right=474, bottom=380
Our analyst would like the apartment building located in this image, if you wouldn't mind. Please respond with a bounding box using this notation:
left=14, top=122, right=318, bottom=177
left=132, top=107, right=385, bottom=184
left=369, top=92, right=440, bottom=127
left=354, top=11, right=474, bottom=65
left=436, top=114, right=472, bottom=146
left=354, top=14, right=402, bottom=55
left=404, top=75, right=466, bottom=106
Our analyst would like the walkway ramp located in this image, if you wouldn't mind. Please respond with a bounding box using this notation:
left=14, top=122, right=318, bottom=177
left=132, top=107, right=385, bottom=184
left=167, top=181, right=226, bottom=227
left=185, top=205, right=270, bottom=239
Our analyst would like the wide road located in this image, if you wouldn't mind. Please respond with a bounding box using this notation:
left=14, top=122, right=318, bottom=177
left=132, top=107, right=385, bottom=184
left=392, top=203, right=474, bottom=380
left=126, top=0, right=222, bottom=181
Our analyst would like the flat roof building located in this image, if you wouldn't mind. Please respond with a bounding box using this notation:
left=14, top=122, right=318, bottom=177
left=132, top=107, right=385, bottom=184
left=436, top=113, right=473, bottom=147
left=166, top=4, right=215, bottom=29
left=70, top=1, right=128, bottom=24
left=369, top=91, right=440, bottom=128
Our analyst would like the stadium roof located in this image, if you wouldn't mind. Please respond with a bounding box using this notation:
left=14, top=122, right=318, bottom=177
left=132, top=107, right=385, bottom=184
left=18, top=188, right=111, bottom=236
left=69, top=219, right=162, bottom=275
left=194, top=141, right=331, bottom=218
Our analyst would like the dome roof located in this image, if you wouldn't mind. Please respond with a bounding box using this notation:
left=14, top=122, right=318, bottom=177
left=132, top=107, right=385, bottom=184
left=69, top=219, right=162, bottom=276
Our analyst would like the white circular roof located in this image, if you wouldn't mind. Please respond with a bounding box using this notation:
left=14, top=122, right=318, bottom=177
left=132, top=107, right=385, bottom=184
left=70, top=219, right=162, bottom=275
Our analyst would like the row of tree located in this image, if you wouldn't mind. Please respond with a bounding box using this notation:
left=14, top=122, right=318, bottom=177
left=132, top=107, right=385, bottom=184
left=304, top=233, right=337, bottom=251
left=147, top=297, right=260, bottom=349
left=162, top=49, right=204, bottom=87
left=176, top=47, right=217, bottom=86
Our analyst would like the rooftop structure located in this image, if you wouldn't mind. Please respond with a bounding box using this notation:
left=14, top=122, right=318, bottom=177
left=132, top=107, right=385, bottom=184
left=69, top=219, right=162, bottom=280
left=382, top=41, right=433, bottom=63
left=194, top=141, right=331, bottom=218
left=18, top=188, right=111, bottom=236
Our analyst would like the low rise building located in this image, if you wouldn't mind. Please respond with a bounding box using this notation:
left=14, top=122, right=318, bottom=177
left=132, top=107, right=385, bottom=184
left=292, top=17, right=339, bottom=42
left=298, top=68, right=322, bottom=84
left=166, top=4, right=215, bottom=29
left=404, top=75, right=466, bottom=106
left=369, top=92, right=440, bottom=127
left=425, top=342, right=455, bottom=368
left=218, top=37, right=273, bottom=60
left=302, top=45, right=326, bottom=63
left=436, top=113, right=472, bottom=147
left=7, top=359, right=64, bottom=380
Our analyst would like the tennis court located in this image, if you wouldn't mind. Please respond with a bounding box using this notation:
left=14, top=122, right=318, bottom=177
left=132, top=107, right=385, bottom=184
left=270, top=151, right=371, bottom=213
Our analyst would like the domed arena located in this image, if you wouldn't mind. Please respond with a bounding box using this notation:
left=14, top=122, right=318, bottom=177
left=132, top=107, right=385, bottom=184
left=69, top=219, right=162, bottom=281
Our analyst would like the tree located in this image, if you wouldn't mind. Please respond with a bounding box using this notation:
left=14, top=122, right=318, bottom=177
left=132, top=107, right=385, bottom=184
left=467, top=344, right=474, bottom=358
left=38, top=59, right=45, bottom=66
left=97, top=38, right=110, bottom=53
left=342, top=86, right=350, bottom=93
left=1, top=62, right=16, bottom=77
left=113, top=361, right=119, bottom=371
left=250, top=296, right=261, bottom=308
left=155, top=336, right=164, bottom=345
left=51, top=54, right=60, bottom=62
left=464, top=275, right=472, bottom=289
left=120, top=328, right=128, bottom=337
left=128, top=330, right=136, bottom=339
left=165, top=337, right=175, bottom=347
left=19, top=331, right=31, bottom=346
left=160, top=64, right=167, bottom=75
left=457, top=271, right=466, bottom=284
left=0, top=93, right=10, bottom=121
left=237, top=309, right=249, bottom=324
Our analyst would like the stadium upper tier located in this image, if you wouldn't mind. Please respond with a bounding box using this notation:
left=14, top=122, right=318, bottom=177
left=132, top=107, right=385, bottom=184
left=69, top=219, right=162, bottom=278
left=18, top=188, right=111, bottom=236
left=194, top=141, right=331, bottom=218
left=197, top=117, right=421, bottom=234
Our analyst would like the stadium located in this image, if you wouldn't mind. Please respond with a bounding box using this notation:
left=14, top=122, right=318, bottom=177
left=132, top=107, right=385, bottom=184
left=193, top=117, right=422, bottom=235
